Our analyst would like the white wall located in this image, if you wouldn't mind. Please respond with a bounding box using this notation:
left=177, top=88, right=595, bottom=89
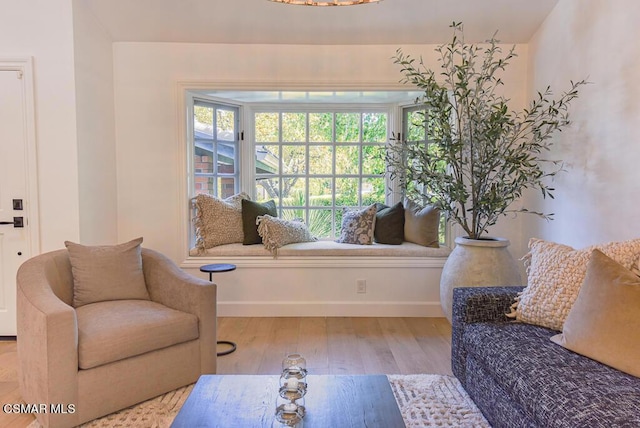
left=112, top=42, right=529, bottom=262
left=523, top=0, right=640, bottom=248
left=72, top=1, right=118, bottom=245
left=0, top=0, right=80, bottom=252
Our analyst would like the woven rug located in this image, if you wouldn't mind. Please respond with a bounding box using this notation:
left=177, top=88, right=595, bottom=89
left=28, top=375, right=489, bottom=427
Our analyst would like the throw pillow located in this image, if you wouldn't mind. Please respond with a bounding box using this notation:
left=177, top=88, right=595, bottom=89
left=256, top=215, right=317, bottom=254
left=374, top=203, right=405, bottom=245
left=510, top=237, right=640, bottom=331
left=241, top=199, right=277, bottom=245
left=336, top=204, right=377, bottom=245
left=550, top=250, right=640, bottom=377
left=403, top=198, right=440, bottom=248
left=65, top=237, right=150, bottom=308
left=193, top=192, right=249, bottom=252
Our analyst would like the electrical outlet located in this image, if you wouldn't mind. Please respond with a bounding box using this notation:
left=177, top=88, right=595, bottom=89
left=356, top=279, right=366, bottom=294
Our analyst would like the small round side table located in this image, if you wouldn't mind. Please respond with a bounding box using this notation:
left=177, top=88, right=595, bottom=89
left=200, top=263, right=237, bottom=356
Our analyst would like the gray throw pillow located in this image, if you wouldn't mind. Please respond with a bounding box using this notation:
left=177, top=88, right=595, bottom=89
left=403, top=198, right=440, bottom=248
left=374, top=202, right=405, bottom=245
left=336, top=204, right=377, bottom=245
left=242, top=199, right=277, bottom=245
left=65, top=237, right=150, bottom=308
left=193, top=192, right=250, bottom=252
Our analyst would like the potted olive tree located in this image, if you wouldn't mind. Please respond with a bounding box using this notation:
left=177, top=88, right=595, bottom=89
left=386, top=22, right=586, bottom=321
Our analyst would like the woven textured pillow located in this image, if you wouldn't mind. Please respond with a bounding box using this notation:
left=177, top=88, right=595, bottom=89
left=193, top=192, right=249, bottom=252
left=509, top=238, right=640, bottom=331
left=336, top=204, right=377, bottom=245
left=65, top=237, right=150, bottom=308
left=256, top=215, right=317, bottom=254
left=550, top=250, right=640, bottom=377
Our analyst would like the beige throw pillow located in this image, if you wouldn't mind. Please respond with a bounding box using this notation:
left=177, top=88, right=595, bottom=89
left=65, top=237, right=150, bottom=308
left=193, top=192, right=249, bottom=252
left=510, top=238, right=640, bottom=331
left=257, top=215, right=317, bottom=254
left=551, top=250, right=640, bottom=378
left=403, top=198, right=440, bottom=248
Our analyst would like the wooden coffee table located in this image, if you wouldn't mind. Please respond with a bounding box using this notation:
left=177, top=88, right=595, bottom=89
left=171, top=374, right=405, bottom=427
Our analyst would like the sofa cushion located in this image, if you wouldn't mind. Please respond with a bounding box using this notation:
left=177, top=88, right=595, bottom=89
left=551, top=249, right=640, bottom=377
left=76, top=300, right=199, bottom=370
left=513, top=238, right=640, bottom=331
left=65, top=238, right=150, bottom=308
left=463, top=322, right=640, bottom=427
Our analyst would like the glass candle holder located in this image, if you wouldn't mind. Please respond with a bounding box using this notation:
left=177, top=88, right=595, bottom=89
left=279, top=375, right=307, bottom=401
left=282, top=353, right=307, bottom=380
left=275, top=396, right=305, bottom=427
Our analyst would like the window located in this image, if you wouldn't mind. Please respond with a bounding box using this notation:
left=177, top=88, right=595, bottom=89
left=186, top=90, right=448, bottom=245
left=253, top=109, right=388, bottom=238
left=192, top=100, right=240, bottom=198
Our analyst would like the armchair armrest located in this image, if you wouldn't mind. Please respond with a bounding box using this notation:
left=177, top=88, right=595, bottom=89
left=451, top=286, right=523, bottom=386
left=16, top=251, right=79, bottom=427
left=141, top=248, right=216, bottom=373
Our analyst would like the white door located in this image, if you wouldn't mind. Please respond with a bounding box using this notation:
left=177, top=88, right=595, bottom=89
left=0, top=60, right=38, bottom=336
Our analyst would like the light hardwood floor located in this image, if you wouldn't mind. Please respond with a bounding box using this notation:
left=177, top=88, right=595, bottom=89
left=0, top=317, right=452, bottom=427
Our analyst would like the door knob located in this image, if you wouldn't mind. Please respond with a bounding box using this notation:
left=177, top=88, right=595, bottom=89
left=0, top=217, right=23, bottom=227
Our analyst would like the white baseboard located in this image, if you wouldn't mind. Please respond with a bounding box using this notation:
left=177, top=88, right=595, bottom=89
left=217, top=301, right=445, bottom=317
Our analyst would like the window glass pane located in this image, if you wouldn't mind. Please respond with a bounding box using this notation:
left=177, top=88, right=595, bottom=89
left=336, top=113, right=360, bottom=143
left=281, top=209, right=305, bottom=222
left=217, top=109, right=235, bottom=141
left=255, top=112, right=279, bottom=142
left=407, top=110, right=426, bottom=142
left=195, top=152, right=213, bottom=174
left=309, top=145, right=333, bottom=175
left=362, top=177, right=385, bottom=206
left=335, top=209, right=345, bottom=236
left=309, top=178, right=333, bottom=206
left=363, top=113, right=387, bottom=142
left=282, top=145, right=306, bottom=175
left=309, top=112, right=333, bottom=142
left=255, top=145, right=279, bottom=175
left=336, top=178, right=359, bottom=206
left=255, top=178, right=281, bottom=204
left=218, top=178, right=236, bottom=199
left=282, top=112, right=306, bottom=142
left=308, top=209, right=333, bottom=238
left=362, top=145, right=385, bottom=175
left=335, top=146, right=359, bottom=175
left=217, top=143, right=235, bottom=174
left=194, top=105, right=213, bottom=138
left=282, top=181, right=306, bottom=206
left=195, top=176, right=214, bottom=195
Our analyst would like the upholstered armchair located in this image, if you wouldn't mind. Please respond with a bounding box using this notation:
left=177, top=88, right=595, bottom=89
left=16, top=243, right=216, bottom=428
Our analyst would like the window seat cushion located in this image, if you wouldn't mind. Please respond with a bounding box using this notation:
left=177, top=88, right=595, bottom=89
left=190, top=241, right=451, bottom=258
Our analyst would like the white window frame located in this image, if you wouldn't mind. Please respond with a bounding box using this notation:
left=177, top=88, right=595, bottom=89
left=178, top=82, right=450, bottom=258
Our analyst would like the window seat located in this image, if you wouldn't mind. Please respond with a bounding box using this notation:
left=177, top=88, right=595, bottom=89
left=182, top=241, right=450, bottom=317
left=189, top=241, right=451, bottom=258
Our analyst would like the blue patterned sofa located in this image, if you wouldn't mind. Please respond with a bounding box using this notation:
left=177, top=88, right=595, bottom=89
left=452, top=286, right=640, bottom=428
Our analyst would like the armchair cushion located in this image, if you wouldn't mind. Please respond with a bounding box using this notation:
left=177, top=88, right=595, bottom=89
left=76, top=300, right=199, bottom=370
left=65, top=238, right=150, bottom=307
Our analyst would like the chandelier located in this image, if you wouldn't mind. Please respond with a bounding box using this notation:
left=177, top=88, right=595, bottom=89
left=269, top=0, right=382, bottom=6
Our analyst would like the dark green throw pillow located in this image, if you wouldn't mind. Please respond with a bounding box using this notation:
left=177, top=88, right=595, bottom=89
left=242, top=199, right=277, bottom=245
left=374, top=202, right=405, bottom=245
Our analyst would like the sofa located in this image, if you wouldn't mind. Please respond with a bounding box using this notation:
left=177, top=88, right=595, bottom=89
left=17, top=246, right=217, bottom=428
left=452, top=286, right=640, bottom=428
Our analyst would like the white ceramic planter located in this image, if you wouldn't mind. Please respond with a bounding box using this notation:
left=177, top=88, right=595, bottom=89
left=440, top=236, right=522, bottom=322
